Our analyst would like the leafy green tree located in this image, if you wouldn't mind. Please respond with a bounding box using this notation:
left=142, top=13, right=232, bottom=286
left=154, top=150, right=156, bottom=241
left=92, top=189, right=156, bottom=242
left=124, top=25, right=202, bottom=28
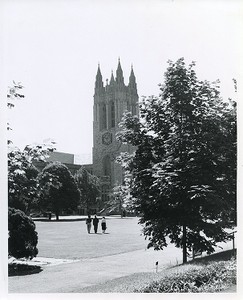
left=107, top=185, right=124, bottom=216
left=74, top=167, right=100, bottom=214
left=8, top=207, right=38, bottom=259
left=38, top=162, right=80, bottom=220
left=8, top=144, right=55, bottom=214
left=7, top=82, right=56, bottom=214
left=6, top=82, right=56, bottom=260
left=117, top=58, right=236, bottom=263
left=109, top=162, right=136, bottom=217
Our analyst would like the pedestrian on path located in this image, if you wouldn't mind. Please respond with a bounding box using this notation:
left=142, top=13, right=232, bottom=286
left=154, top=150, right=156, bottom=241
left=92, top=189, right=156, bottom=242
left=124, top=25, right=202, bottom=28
left=101, top=217, right=107, bottom=233
left=86, top=215, right=92, bottom=234
left=93, top=215, right=99, bottom=233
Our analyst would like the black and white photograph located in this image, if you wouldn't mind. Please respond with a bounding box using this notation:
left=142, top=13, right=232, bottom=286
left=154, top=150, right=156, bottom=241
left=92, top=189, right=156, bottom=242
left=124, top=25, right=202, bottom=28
left=0, top=0, right=241, bottom=298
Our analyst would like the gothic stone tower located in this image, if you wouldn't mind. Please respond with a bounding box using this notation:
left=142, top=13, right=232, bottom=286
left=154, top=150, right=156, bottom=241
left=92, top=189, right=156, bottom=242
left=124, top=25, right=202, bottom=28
left=92, top=59, right=138, bottom=205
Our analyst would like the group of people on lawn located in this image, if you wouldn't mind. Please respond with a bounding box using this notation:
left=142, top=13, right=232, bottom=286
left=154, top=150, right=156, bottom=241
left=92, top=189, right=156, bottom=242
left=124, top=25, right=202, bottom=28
left=85, top=215, right=107, bottom=234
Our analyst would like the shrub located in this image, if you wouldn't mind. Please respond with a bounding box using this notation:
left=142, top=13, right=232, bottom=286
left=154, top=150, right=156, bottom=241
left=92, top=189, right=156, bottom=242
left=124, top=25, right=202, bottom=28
left=8, top=263, right=42, bottom=276
left=8, top=207, right=38, bottom=259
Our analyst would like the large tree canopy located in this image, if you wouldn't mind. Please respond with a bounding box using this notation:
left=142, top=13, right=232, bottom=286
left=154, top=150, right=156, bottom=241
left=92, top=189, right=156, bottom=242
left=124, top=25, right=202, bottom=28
left=7, top=82, right=56, bottom=214
left=8, top=144, right=56, bottom=214
left=38, top=162, right=80, bottom=220
left=117, top=58, right=236, bottom=263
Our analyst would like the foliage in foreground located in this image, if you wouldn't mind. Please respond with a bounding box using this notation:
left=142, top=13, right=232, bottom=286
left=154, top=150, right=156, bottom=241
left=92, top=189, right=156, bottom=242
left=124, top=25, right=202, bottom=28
left=8, top=208, right=38, bottom=259
left=117, top=58, right=236, bottom=262
left=134, top=259, right=236, bottom=293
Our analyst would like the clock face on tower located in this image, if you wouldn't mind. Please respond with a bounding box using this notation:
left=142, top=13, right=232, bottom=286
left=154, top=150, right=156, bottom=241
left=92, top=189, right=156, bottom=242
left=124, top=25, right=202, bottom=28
left=102, top=132, right=112, bottom=145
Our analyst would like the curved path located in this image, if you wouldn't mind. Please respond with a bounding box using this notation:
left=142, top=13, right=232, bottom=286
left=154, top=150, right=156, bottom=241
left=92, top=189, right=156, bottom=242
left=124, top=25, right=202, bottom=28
left=8, top=216, right=234, bottom=293
left=9, top=246, right=182, bottom=293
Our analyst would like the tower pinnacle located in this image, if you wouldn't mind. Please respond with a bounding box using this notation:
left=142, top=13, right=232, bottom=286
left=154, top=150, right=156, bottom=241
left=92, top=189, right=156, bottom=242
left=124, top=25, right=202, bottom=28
left=95, top=64, right=103, bottom=91
left=129, top=64, right=137, bottom=90
left=116, top=58, right=124, bottom=85
left=110, top=70, right=115, bottom=85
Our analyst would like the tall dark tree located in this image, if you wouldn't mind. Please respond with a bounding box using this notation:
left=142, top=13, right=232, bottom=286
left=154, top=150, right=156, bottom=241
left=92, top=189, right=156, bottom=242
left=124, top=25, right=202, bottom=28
left=38, top=162, right=80, bottom=220
left=118, top=58, right=236, bottom=263
left=74, top=167, right=100, bottom=214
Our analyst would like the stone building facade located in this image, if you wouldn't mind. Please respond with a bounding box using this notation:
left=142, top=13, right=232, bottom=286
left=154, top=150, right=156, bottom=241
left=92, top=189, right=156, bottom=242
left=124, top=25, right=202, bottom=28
left=92, top=59, right=139, bottom=204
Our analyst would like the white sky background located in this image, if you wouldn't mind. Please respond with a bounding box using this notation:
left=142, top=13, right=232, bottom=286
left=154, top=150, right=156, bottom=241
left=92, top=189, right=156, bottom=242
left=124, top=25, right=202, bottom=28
left=2, top=0, right=242, bottom=164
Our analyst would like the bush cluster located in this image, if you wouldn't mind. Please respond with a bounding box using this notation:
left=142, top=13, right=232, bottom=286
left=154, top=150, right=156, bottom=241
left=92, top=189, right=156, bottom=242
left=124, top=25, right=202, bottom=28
left=135, top=259, right=236, bottom=293
left=8, top=263, right=42, bottom=277
left=8, top=208, right=38, bottom=259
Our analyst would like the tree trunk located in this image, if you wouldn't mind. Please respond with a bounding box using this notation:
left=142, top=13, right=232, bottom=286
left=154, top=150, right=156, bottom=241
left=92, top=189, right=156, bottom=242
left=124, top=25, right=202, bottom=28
left=119, top=198, right=123, bottom=218
left=182, top=224, right=187, bottom=263
left=55, top=213, right=59, bottom=221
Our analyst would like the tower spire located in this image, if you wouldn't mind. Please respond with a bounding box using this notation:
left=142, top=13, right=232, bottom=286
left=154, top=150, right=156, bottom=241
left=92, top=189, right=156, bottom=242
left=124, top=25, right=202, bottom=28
left=129, top=64, right=137, bottom=90
left=95, top=63, right=104, bottom=92
left=116, top=58, right=124, bottom=85
left=110, top=70, right=115, bottom=85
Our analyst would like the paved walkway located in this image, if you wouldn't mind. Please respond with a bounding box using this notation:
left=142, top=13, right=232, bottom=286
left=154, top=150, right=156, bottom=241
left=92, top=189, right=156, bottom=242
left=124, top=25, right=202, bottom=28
left=9, top=245, right=183, bottom=293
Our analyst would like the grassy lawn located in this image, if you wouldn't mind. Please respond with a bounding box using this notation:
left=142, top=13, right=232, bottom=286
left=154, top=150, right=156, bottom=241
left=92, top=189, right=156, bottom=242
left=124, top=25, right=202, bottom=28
left=35, top=217, right=148, bottom=259
left=9, top=217, right=236, bottom=293
left=77, top=250, right=236, bottom=293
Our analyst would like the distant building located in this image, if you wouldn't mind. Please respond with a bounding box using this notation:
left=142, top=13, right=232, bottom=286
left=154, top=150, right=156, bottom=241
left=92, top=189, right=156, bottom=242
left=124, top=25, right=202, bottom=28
left=34, top=151, right=92, bottom=175
left=46, top=152, right=74, bottom=164
left=92, top=59, right=139, bottom=204
left=35, top=59, right=139, bottom=213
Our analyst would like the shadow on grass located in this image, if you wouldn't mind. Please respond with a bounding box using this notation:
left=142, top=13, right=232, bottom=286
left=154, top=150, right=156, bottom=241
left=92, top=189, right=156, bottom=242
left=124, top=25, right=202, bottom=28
left=188, top=249, right=236, bottom=265
left=9, top=263, right=43, bottom=277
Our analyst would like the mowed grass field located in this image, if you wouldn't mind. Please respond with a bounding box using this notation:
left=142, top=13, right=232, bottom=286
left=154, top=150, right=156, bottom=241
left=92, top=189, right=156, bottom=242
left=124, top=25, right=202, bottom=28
left=35, top=217, right=148, bottom=260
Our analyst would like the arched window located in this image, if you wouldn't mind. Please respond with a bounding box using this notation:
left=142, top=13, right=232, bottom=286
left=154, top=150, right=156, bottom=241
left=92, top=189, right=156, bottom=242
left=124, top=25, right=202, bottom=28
left=100, top=104, right=107, bottom=130
left=103, top=155, right=111, bottom=176
left=111, top=101, right=115, bottom=128
left=101, top=184, right=110, bottom=203
left=132, top=105, right=136, bottom=115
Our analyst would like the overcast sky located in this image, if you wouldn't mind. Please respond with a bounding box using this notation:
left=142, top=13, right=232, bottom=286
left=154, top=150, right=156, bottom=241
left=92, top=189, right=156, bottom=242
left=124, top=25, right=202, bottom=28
left=2, top=0, right=242, bottom=164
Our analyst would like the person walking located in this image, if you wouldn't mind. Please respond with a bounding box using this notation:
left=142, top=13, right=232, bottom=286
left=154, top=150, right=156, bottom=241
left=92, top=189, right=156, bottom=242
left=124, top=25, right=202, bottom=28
left=101, top=217, right=107, bottom=233
left=86, top=215, right=92, bottom=234
left=93, top=215, right=99, bottom=233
